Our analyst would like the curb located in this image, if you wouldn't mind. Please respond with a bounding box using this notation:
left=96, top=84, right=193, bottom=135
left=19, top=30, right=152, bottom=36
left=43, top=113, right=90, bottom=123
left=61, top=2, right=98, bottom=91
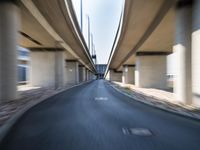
left=0, top=80, right=94, bottom=144
left=106, top=81, right=200, bottom=121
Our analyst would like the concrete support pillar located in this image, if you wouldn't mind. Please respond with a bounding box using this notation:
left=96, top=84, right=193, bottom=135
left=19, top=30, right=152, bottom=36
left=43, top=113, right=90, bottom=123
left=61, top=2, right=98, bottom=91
left=89, top=71, right=92, bottom=80
left=54, top=51, right=64, bottom=89
left=173, top=1, right=192, bottom=104
left=78, top=65, right=83, bottom=82
left=91, top=72, right=94, bottom=80
left=88, top=71, right=91, bottom=80
left=85, top=69, right=88, bottom=81
left=109, top=69, right=122, bottom=82
left=135, top=53, right=167, bottom=89
left=82, top=67, right=86, bottom=81
left=0, top=2, right=19, bottom=101
left=30, top=50, right=64, bottom=88
left=122, top=65, right=135, bottom=84
left=86, top=69, right=90, bottom=81
left=192, top=0, right=200, bottom=106
left=89, top=71, right=90, bottom=80
left=79, top=65, right=86, bottom=82
left=65, top=60, right=79, bottom=85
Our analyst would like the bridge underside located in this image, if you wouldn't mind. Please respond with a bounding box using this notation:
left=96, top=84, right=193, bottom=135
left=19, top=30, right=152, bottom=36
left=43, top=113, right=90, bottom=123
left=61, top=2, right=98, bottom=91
left=106, top=0, right=200, bottom=106
left=0, top=0, right=96, bottom=101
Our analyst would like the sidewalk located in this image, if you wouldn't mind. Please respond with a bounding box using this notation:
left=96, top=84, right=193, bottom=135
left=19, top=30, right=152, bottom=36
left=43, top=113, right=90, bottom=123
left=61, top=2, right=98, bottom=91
left=108, top=81, right=200, bottom=120
left=0, top=82, right=87, bottom=128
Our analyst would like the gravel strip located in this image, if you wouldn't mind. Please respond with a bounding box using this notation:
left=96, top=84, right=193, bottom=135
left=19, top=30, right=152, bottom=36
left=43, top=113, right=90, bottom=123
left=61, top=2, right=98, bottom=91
left=107, top=81, right=200, bottom=121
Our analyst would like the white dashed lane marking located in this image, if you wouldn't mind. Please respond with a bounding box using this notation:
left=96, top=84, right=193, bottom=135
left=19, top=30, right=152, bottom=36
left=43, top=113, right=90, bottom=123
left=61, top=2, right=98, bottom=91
left=94, top=97, right=108, bottom=101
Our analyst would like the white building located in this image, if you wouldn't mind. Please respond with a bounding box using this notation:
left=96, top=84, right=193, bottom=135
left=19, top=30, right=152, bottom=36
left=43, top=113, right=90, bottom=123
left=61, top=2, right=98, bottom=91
left=17, top=46, right=30, bottom=84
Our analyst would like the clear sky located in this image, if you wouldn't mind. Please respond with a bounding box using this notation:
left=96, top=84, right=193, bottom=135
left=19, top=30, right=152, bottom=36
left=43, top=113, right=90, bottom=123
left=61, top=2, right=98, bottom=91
left=72, top=0, right=124, bottom=64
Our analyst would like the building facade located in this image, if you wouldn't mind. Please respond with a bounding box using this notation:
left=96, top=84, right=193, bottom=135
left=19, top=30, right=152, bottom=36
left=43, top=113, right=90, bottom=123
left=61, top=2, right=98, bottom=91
left=96, top=64, right=107, bottom=79
left=18, top=47, right=29, bottom=84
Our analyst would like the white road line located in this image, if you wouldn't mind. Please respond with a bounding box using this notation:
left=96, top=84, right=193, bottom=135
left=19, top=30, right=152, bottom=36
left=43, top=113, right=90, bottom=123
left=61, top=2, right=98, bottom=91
left=94, top=97, right=108, bottom=101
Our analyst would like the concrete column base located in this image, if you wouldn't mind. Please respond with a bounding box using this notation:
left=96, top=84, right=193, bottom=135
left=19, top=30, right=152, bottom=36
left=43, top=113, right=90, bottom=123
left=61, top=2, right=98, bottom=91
left=55, top=51, right=65, bottom=89
left=173, top=3, right=192, bottom=105
left=88, top=71, right=92, bottom=80
left=79, top=66, right=86, bottom=82
left=122, top=65, right=135, bottom=84
left=135, top=55, right=167, bottom=89
left=30, top=51, right=64, bottom=88
left=192, top=0, right=200, bottom=106
left=86, top=69, right=90, bottom=81
left=108, top=70, right=122, bottom=82
left=82, top=67, right=86, bottom=81
left=64, top=60, right=79, bottom=85
left=0, top=2, right=19, bottom=101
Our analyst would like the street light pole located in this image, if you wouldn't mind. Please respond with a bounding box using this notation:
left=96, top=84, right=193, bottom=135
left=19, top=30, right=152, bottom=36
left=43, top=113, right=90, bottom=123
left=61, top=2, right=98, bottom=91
left=80, top=0, right=83, bottom=32
left=91, top=33, right=93, bottom=56
left=87, top=15, right=90, bottom=53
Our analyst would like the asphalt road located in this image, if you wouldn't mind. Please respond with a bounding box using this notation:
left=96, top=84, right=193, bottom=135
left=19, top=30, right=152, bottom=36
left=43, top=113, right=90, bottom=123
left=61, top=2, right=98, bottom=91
left=0, top=80, right=200, bottom=150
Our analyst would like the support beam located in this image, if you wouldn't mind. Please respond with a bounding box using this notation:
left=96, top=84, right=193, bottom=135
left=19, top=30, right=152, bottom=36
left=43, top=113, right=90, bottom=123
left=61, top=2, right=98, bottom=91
left=192, top=0, right=200, bottom=106
left=173, top=1, right=192, bottom=104
left=64, top=60, right=79, bottom=85
left=0, top=2, right=19, bottom=101
left=122, top=65, right=135, bottom=84
left=135, top=54, right=167, bottom=89
left=30, top=51, right=64, bottom=88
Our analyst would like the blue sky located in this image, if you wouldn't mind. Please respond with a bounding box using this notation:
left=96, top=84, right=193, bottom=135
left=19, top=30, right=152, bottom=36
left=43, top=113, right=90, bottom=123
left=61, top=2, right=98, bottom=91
left=72, top=0, right=124, bottom=64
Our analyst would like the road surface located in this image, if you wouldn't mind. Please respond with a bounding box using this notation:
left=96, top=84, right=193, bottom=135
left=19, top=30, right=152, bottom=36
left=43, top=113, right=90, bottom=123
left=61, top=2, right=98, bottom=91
left=0, top=80, right=200, bottom=150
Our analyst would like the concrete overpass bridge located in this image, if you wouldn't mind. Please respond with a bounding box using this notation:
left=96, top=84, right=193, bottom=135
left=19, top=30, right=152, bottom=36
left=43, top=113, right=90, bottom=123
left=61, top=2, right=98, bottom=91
left=0, top=0, right=96, bottom=101
left=105, top=0, right=200, bottom=106
left=1, top=1, right=200, bottom=149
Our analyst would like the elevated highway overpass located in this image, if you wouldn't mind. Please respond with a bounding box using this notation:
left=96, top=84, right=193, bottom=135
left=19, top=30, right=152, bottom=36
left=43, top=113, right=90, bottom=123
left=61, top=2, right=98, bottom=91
left=0, top=0, right=96, bottom=101
left=105, top=0, right=200, bottom=106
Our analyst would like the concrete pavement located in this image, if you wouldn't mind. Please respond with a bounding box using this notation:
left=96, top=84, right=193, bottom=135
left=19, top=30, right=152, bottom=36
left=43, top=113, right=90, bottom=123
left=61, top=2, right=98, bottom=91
left=0, top=80, right=200, bottom=150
